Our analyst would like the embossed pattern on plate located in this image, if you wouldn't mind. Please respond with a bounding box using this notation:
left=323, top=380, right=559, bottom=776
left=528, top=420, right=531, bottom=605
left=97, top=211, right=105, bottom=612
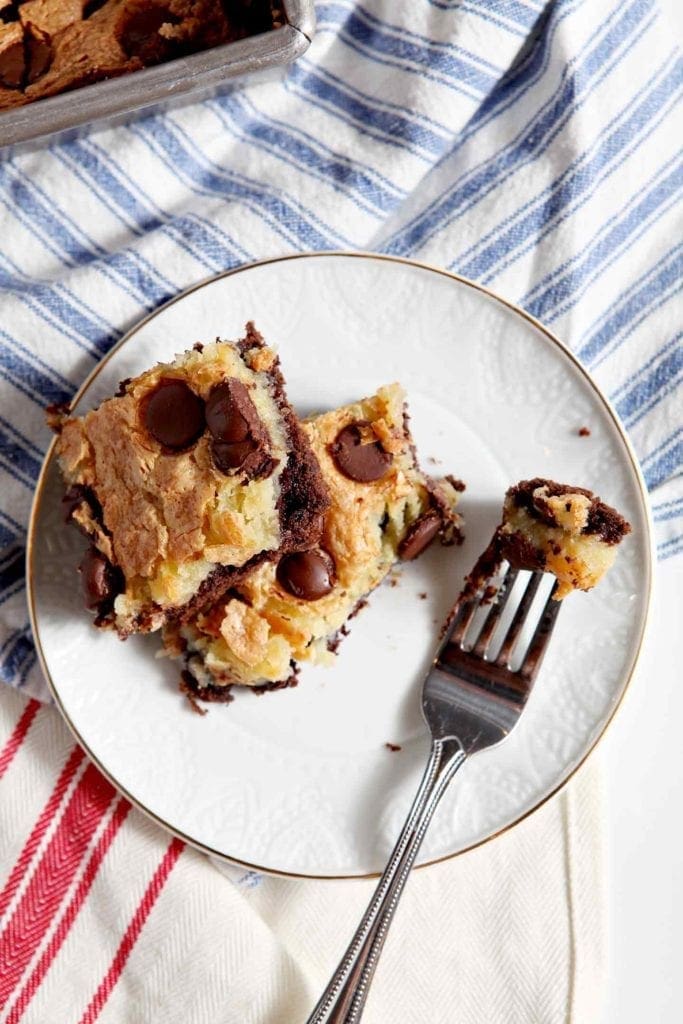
left=28, top=254, right=652, bottom=877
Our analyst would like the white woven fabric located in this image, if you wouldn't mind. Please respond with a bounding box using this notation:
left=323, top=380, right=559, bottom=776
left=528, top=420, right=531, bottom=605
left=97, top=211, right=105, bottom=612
left=0, top=687, right=604, bottom=1023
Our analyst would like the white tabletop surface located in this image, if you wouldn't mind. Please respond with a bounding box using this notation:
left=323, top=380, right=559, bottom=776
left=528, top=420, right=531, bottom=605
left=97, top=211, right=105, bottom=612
left=601, top=0, right=681, bottom=978
left=603, top=556, right=682, bottom=1022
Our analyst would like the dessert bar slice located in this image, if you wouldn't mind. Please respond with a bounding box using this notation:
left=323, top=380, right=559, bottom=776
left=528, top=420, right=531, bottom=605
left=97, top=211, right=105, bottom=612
left=165, top=383, right=464, bottom=703
left=50, top=323, right=328, bottom=635
left=469, top=477, right=630, bottom=600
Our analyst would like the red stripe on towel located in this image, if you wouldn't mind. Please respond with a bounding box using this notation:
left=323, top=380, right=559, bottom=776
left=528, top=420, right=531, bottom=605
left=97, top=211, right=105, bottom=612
left=0, top=700, right=41, bottom=783
left=0, top=746, right=85, bottom=924
left=5, top=797, right=132, bottom=1024
left=0, top=763, right=117, bottom=1007
left=78, top=837, right=185, bottom=1024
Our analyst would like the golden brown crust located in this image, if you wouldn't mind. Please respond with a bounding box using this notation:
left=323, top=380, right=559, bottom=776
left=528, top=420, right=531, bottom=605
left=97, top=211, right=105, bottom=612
left=0, top=86, right=26, bottom=110
left=24, top=0, right=140, bottom=102
left=218, top=600, right=269, bottom=667
left=19, top=0, right=84, bottom=37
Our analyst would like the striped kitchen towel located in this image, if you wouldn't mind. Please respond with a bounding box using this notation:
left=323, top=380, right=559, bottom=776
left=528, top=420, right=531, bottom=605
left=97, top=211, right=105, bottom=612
left=0, top=685, right=606, bottom=1023
left=0, top=0, right=681, bottom=699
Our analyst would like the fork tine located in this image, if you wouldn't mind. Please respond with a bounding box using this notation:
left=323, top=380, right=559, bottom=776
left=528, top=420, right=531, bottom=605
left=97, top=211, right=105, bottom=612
left=520, top=580, right=561, bottom=680
left=447, top=594, right=479, bottom=646
left=471, top=565, right=518, bottom=658
left=495, top=571, right=543, bottom=667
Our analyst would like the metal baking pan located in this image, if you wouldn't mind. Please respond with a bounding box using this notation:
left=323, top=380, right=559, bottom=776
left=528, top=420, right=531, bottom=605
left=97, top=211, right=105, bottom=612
left=0, top=0, right=314, bottom=152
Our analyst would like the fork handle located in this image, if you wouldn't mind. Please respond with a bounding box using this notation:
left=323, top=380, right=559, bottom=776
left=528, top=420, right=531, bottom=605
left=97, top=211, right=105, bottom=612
left=305, top=736, right=467, bottom=1024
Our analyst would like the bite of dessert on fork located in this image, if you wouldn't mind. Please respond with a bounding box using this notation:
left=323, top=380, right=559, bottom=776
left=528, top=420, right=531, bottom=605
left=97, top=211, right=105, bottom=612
left=466, top=477, right=631, bottom=600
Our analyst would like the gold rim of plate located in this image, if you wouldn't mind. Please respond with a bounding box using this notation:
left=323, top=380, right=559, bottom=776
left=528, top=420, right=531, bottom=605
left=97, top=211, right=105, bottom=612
left=26, top=251, right=655, bottom=881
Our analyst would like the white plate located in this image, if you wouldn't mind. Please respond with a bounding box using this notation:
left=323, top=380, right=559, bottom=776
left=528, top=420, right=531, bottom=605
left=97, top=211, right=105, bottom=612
left=28, top=253, right=652, bottom=878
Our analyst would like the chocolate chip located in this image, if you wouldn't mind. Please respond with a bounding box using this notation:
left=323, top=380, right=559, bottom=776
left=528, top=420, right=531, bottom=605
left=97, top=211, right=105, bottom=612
left=0, top=4, right=20, bottom=25
left=82, top=0, right=108, bottom=17
left=206, top=378, right=275, bottom=478
left=143, top=379, right=205, bottom=450
left=78, top=546, right=123, bottom=611
left=276, top=549, right=336, bottom=601
left=398, top=511, right=441, bottom=560
left=0, top=26, right=25, bottom=88
left=330, top=422, right=393, bottom=483
left=211, top=438, right=258, bottom=473
left=205, top=380, right=253, bottom=442
left=212, top=440, right=278, bottom=480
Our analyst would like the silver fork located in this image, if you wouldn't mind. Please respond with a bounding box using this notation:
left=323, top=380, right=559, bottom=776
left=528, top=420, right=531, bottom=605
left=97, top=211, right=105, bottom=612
left=305, top=565, right=561, bottom=1024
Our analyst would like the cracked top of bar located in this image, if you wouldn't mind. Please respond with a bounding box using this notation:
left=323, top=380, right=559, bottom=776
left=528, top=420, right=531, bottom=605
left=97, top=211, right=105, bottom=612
left=50, top=322, right=328, bottom=635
